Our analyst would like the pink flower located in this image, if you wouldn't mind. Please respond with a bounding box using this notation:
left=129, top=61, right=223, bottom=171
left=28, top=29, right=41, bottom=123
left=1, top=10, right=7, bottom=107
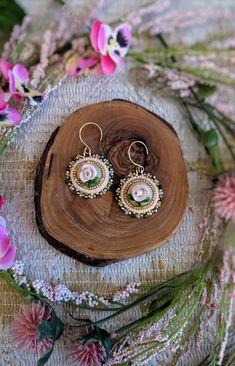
left=0, top=59, right=12, bottom=80
left=65, top=51, right=100, bottom=76
left=8, top=64, right=44, bottom=105
left=228, top=273, right=235, bottom=299
left=213, top=172, right=235, bottom=222
left=69, top=341, right=106, bottom=366
left=0, top=89, right=21, bottom=128
left=12, top=302, right=52, bottom=355
left=8, top=64, right=29, bottom=94
left=0, top=197, right=16, bottom=269
left=0, top=195, right=3, bottom=209
left=90, top=20, right=132, bottom=74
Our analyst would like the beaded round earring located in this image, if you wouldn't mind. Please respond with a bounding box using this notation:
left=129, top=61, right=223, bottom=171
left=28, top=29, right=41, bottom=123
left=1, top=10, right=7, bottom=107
left=65, top=122, right=114, bottom=198
left=116, top=140, right=163, bottom=218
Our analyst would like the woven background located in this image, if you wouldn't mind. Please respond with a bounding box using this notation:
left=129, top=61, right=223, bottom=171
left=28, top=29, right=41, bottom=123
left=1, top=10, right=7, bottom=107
left=0, top=0, right=234, bottom=365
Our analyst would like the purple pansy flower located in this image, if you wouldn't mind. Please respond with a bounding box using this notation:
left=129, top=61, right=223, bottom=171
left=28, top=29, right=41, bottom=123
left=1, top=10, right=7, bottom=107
left=66, top=51, right=100, bottom=76
left=90, top=20, right=132, bottom=74
left=0, top=196, right=16, bottom=270
left=8, top=64, right=44, bottom=105
left=0, top=89, right=21, bottom=128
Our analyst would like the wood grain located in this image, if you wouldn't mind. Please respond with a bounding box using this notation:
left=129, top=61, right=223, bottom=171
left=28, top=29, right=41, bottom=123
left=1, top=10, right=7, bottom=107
left=35, top=100, right=188, bottom=266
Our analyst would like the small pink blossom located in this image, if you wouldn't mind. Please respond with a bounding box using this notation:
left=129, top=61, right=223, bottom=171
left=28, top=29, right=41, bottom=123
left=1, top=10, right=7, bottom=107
left=228, top=273, right=235, bottom=299
left=68, top=341, right=106, bottom=366
left=0, top=89, right=21, bottom=128
left=90, top=20, right=131, bottom=74
left=213, top=172, right=235, bottom=222
left=12, top=302, right=52, bottom=356
left=0, top=197, right=16, bottom=269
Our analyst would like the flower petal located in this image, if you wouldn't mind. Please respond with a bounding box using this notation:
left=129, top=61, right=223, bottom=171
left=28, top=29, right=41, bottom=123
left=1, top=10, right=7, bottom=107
left=0, top=107, right=21, bottom=128
left=90, top=20, right=102, bottom=52
left=100, top=55, right=116, bottom=74
left=0, top=90, right=7, bottom=111
left=0, top=225, right=10, bottom=258
left=65, top=53, right=100, bottom=76
left=0, top=59, right=12, bottom=80
left=98, top=24, right=112, bottom=54
left=8, top=70, right=16, bottom=94
left=12, top=64, right=29, bottom=85
left=0, top=245, right=16, bottom=269
left=115, top=24, right=132, bottom=46
left=0, top=195, right=3, bottom=209
left=26, top=90, right=44, bottom=106
left=113, top=24, right=131, bottom=58
left=108, top=50, right=125, bottom=68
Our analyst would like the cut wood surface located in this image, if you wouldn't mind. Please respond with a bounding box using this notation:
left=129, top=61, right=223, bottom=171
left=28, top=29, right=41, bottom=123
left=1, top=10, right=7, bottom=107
left=35, top=100, right=188, bottom=266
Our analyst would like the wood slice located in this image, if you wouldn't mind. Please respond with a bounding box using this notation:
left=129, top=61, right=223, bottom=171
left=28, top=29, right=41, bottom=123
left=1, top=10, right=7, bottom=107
left=35, top=100, right=188, bottom=266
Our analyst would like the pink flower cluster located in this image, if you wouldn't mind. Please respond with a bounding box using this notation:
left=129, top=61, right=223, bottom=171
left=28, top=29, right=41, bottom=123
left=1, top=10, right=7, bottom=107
left=0, top=59, right=43, bottom=128
left=228, top=273, right=235, bottom=299
left=32, top=279, right=110, bottom=307
left=0, top=195, right=16, bottom=269
left=113, top=282, right=141, bottom=302
left=213, top=172, right=235, bottom=222
left=12, top=301, right=106, bottom=366
left=66, top=20, right=132, bottom=76
left=12, top=302, right=52, bottom=356
left=69, top=341, right=106, bottom=366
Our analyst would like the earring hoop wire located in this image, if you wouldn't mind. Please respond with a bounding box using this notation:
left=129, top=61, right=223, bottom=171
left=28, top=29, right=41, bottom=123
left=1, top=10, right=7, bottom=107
left=128, top=140, right=149, bottom=174
left=79, top=122, right=103, bottom=156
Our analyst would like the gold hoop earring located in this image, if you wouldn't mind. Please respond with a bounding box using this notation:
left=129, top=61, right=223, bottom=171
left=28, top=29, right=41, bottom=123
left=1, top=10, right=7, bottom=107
left=116, top=140, right=163, bottom=218
left=65, top=122, right=114, bottom=199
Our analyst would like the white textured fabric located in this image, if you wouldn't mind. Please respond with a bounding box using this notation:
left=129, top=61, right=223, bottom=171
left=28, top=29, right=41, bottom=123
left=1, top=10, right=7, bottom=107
left=2, top=0, right=235, bottom=364
left=0, top=72, right=212, bottom=365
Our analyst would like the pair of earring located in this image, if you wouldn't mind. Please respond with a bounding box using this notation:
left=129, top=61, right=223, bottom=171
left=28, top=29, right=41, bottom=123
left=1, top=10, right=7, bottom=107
left=65, top=122, right=163, bottom=218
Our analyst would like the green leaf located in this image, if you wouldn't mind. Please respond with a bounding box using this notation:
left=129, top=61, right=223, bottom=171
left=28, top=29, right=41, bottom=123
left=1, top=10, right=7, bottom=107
left=127, top=193, right=134, bottom=201
left=37, top=307, right=64, bottom=365
left=150, top=297, right=173, bottom=313
left=0, top=0, right=25, bottom=29
left=76, top=326, right=112, bottom=361
left=201, top=129, right=218, bottom=148
left=37, top=346, right=54, bottom=366
left=85, top=177, right=100, bottom=187
left=27, top=293, right=41, bottom=302
left=96, top=327, right=112, bottom=360
left=38, top=309, right=64, bottom=342
left=197, top=84, right=216, bottom=98
left=207, top=145, right=221, bottom=172
left=139, top=197, right=151, bottom=206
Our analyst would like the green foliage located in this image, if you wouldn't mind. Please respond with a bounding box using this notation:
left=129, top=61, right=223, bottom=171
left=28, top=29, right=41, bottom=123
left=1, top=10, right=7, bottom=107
left=84, top=177, right=100, bottom=187
left=37, top=306, right=64, bottom=366
left=197, top=84, right=216, bottom=99
left=0, top=0, right=25, bottom=29
left=76, top=326, right=112, bottom=361
left=201, top=129, right=218, bottom=148
left=127, top=193, right=133, bottom=201
left=127, top=193, right=150, bottom=206
left=200, top=128, right=221, bottom=172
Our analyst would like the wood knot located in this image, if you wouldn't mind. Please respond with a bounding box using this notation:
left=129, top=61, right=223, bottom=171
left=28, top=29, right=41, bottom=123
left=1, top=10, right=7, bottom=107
left=105, top=138, right=159, bottom=178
